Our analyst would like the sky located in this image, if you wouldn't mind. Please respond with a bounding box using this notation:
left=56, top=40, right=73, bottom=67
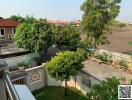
left=0, top=0, right=132, bottom=22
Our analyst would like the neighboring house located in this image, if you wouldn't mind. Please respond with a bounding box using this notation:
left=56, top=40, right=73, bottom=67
left=47, top=20, right=81, bottom=27
left=0, top=19, right=20, bottom=39
left=71, top=20, right=81, bottom=27
left=47, top=20, right=68, bottom=25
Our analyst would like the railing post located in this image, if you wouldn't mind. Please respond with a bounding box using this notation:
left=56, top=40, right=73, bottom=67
left=0, top=67, right=7, bottom=100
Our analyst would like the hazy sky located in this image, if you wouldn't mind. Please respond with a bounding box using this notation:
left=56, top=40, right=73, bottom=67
left=0, top=0, right=132, bottom=22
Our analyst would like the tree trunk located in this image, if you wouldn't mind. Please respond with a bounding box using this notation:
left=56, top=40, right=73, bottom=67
left=64, top=80, right=67, bottom=96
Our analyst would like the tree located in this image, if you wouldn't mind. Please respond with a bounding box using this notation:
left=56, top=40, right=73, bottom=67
left=10, top=15, right=37, bottom=23
left=45, top=50, right=85, bottom=96
left=87, top=77, right=120, bottom=100
left=13, top=19, right=53, bottom=53
left=10, top=15, right=26, bottom=22
left=81, top=0, right=121, bottom=48
left=52, top=25, right=81, bottom=51
left=0, top=17, right=3, bottom=19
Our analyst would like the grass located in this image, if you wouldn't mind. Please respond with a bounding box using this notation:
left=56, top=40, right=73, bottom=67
left=32, top=86, right=87, bottom=100
left=128, top=42, right=132, bottom=46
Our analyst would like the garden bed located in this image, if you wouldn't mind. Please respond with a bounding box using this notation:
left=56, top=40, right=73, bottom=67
left=91, top=56, right=132, bottom=74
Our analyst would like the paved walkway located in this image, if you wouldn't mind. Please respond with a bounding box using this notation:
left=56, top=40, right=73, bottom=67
left=83, top=59, right=132, bottom=81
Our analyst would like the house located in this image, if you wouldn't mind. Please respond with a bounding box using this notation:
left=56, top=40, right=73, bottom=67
left=47, top=20, right=68, bottom=25
left=0, top=19, right=20, bottom=39
left=72, top=20, right=81, bottom=27
left=47, top=20, right=81, bottom=27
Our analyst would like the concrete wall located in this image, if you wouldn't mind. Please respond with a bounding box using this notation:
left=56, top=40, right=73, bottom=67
left=95, top=49, right=132, bottom=61
left=95, top=49, right=132, bottom=67
left=4, top=28, right=15, bottom=39
left=46, top=70, right=100, bottom=94
left=25, top=66, right=45, bottom=91
left=75, top=72, right=100, bottom=94
left=11, top=65, right=100, bottom=94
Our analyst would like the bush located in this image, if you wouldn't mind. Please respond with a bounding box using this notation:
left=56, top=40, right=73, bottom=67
left=25, top=53, right=41, bottom=65
left=119, top=60, right=129, bottom=69
left=86, top=77, right=120, bottom=100
left=119, top=23, right=127, bottom=28
left=95, top=53, right=112, bottom=63
left=9, top=62, right=32, bottom=71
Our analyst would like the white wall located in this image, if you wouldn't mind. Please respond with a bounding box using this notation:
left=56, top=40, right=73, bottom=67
left=25, top=66, right=45, bottom=91
left=75, top=72, right=100, bottom=94
left=13, top=65, right=101, bottom=94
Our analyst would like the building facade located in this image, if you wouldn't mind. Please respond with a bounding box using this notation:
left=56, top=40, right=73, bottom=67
left=0, top=19, right=20, bottom=39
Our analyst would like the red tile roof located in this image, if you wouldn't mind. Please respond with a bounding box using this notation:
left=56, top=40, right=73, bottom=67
left=0, top=19, right=20, bottom=27
left=47, top=20, right=68, bottom=24
left=74, top=20, right=80, bottom=24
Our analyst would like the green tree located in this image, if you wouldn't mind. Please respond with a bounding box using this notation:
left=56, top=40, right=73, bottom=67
left=81, top=0, right=121, bottom=48
left=13, top=20, right=53, bottom=53
left=45, top=50, right=85, bottom=96
left=10, top=15, right=37, bottom=23
left=52, top=25, right=81, bottom=51
left=10, top=15, right=26, bottom=22
left=0, top=17, right=3, bottom=19
left=87, top=77, right=120, bottom=100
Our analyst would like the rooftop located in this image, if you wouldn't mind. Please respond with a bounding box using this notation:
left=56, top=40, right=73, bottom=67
left=0, top=19, right=20, bottom=27
left=47, top=20, right=68, bottom=25
left=83, top=59, right=132, bottom=81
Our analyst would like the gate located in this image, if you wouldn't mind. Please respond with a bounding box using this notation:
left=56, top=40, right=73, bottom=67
left=9, top=70, right=27, bottom=85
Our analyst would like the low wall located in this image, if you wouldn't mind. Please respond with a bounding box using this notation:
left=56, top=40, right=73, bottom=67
left=95, top=49, right=132, bottom=66
left=25, top=66, right=45, bottom=91
left=95, top=49, right=131, bottom=61
left=11, top=65, right=101, bottom=94
left=76, top=71, right=100, bottom=94
left=46, top=70, right=100, bottom=94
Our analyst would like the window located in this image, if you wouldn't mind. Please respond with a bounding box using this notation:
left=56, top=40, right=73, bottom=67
left=81, top=72, right=92, bottom=88
left=0, top=29, right=4, bottom=35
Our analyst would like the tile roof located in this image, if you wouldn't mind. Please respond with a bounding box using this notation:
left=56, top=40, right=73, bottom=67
left=47, top=20, right=68, bottom=24
left=0, top=19, right=20, bottom=27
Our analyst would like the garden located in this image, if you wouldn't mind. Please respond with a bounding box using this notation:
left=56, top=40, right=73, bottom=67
left=92, top=52, right=132, bottom=74
left=33, top=87, right=87, bottom=100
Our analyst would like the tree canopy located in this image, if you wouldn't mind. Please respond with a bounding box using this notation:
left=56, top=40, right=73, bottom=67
left=45, top=50, right=85, bottom=81
left=10, top=15, right=26, bottom=22
left=45, top=50, right=85, bottom=95
left=10, top=15, right=37, bottom=23
left=81, top=0, right=121, bottom=48
left=13, top=20, right=53, bottom=53
left=0, top=17, right=3, bottom=19
left=52, top=25, right=81, bottom=51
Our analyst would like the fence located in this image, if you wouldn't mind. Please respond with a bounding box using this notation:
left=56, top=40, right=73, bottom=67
left=0, top=39, right=16, bottom=55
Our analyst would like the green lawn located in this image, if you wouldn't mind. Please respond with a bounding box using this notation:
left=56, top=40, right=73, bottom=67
left=32, top=86, right=87, bottom=100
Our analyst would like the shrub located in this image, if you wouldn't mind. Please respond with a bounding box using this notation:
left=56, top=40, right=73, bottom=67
left=95, top=53, right=112, bottom=63
left=9, top=62, right=32, bottom=71
left=119, top=60, right=129, bottom=69
left=86, top=77, right=120, bottom=100
left=119, top=23, right=127, bottom=28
